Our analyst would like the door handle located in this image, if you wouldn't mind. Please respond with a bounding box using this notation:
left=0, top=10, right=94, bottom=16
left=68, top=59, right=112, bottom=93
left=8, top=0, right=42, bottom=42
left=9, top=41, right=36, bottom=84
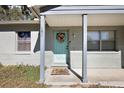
left=66, top=46, right=69, bottom=49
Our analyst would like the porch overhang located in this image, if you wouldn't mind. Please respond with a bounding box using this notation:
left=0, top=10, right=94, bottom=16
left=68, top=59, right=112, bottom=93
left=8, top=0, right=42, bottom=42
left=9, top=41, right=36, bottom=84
left=39, top=5, right=124, bottom=83
left=0, top=20, right=39, bottom=31
left=45, top=14, right=124, bottom=27
left=40, top=6, right=124, bottom=27
left=40, top=5, right=124, bottom=15
left=0, top=20, right=39, bottom=25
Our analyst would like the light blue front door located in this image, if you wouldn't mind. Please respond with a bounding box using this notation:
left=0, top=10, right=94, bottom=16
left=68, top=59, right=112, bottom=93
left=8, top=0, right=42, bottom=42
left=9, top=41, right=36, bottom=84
left=54, top=31, right=68, bottom=64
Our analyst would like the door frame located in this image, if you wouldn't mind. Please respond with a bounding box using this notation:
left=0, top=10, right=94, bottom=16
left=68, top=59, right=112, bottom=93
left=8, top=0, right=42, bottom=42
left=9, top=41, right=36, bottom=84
left=53, top=30, right=70, bottom=66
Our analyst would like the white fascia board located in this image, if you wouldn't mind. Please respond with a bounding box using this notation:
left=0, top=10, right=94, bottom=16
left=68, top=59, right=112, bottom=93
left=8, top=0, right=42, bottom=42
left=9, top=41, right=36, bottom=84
left=40, top=9, right=124, bottom=15
left=85, top=10, right=124, bottom=14
left=40, top=5, right=124, bottom=15
left=49, top=5, right=124, bottom=11
left=41, top=10, right=83, bottom=15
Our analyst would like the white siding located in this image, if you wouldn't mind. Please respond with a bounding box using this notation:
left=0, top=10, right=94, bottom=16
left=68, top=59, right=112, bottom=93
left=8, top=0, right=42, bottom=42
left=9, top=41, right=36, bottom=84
left=70, top=51, right=121, bottom=68
left=0, top=31, right=15, bottom=53
left=0, top=31, right=40, bottom=65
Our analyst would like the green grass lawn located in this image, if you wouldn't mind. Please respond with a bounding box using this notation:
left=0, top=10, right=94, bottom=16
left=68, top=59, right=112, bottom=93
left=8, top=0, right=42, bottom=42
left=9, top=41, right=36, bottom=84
left=0, top=64, right=47, bottom=88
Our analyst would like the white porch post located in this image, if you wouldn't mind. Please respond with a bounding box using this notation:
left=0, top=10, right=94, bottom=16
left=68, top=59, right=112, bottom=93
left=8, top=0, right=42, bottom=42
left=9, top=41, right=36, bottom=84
left=40, top=15, right=45, bottom=83
left=82, top=14, right=88, bottom=82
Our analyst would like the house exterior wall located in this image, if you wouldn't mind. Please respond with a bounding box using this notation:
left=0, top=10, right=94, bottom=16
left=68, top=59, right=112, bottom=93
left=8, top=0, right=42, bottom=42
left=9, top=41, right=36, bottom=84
left=0, top=24, right=40, bottom=65
left=69, top=26, right=124, bottom=68
left=89, top=26, right=124, bottom=68
left=0, top=31, right=40, bottom=65
left=0, top=25, right=124, bottom=69
left=46, top=26, right=124, bottom=68
left=71, top=51, right=121, bottom=68
left=0, top=25, right=53, bottom=66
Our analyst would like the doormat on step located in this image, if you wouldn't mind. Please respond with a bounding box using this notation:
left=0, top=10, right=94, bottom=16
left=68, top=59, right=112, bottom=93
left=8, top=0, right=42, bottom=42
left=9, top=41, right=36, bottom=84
left=51, top=68, right=70, bottom=75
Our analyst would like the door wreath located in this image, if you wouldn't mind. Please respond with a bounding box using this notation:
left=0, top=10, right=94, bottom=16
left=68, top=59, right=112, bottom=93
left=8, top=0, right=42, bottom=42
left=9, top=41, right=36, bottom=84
left=56, top=33, right=65, bottom=43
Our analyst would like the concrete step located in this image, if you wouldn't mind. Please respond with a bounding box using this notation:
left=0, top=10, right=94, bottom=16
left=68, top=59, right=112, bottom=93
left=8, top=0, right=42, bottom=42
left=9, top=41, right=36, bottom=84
left=51, top=63, right=68, bottom=67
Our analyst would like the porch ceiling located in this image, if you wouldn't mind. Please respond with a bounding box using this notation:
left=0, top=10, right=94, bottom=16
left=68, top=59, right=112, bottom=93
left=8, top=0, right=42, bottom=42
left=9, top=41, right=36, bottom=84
left=45, top=14, right=124, bottom=27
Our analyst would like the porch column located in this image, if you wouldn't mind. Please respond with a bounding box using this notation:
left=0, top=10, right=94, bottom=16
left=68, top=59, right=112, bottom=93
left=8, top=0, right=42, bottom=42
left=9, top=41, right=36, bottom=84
left=82, top=14, right=88, bottom=82
left=40, top=15, right=45, bottom=83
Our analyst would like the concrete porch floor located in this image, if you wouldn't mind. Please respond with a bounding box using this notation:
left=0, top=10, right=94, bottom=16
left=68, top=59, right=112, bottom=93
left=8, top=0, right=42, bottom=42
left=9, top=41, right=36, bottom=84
left=73, top=68, right=124, bottom=82
left=73, top=68, right=124, bottom=87
left=45, top=68, right=124, bottom=87
left=44, top=68, right=81, bottom=85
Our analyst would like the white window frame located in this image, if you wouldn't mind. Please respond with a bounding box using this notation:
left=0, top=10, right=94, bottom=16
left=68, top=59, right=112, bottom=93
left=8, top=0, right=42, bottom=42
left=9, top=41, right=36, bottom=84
left=88, top=30, right=116, bottom=51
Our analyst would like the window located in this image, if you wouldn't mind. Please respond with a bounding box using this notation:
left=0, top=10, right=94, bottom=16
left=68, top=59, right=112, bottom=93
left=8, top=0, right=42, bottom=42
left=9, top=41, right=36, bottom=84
left=88, top=31, right=100, bottom=51
left=101, top=31, right=115, bottom=51
left=17, top=32, right=31, bottom=51
left=88, top=30, right=115, bottom=51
